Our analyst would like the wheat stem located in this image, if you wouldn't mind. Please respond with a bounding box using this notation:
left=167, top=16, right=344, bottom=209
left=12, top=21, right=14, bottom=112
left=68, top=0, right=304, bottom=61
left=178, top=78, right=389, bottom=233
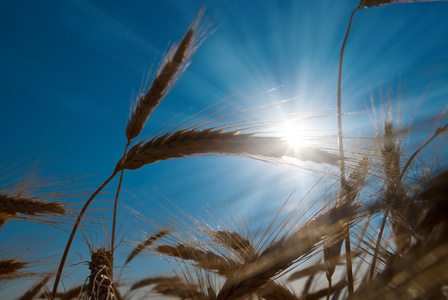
left=52, top=171, right=117, bottom=298
left=337, top=6, right=360, bottom=297
left=111, top=141, right=131, bottom=276
left=400, top=123, right=448, bottom=180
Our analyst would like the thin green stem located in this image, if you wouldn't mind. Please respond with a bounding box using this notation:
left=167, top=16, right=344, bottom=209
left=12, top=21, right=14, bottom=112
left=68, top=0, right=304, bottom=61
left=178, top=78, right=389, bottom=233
left=52, top=171, right=118, bottom=298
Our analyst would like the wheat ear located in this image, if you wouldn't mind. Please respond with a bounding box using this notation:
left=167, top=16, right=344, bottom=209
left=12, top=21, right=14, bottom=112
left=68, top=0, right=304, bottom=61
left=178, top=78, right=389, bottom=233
left=112, top=8, right=208, bottom=265
left=125, top=8, right=206, bottom=142
left=0, top=194, right=64, bottom=216
left=211, top=230, right=255, bottom=261
left=115, top=129, right=340, bottom=171
left=0, top=259, right=26, bottom=276
left=157, top=244, right=239, bottom=277
left=125, top=229, right=169, bottom=264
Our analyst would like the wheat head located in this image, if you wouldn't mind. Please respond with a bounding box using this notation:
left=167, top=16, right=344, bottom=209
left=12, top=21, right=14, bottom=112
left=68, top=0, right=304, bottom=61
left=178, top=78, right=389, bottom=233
left=0, top=194, right=65, bottom=217
left=116, top=128, right=340, bottom=171
left=125, top=9, right=207, bottom=142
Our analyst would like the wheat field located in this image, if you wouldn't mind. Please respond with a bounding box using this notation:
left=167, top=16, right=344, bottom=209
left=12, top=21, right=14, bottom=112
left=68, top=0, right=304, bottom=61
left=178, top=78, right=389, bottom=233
left=1, top=1, right=448, bottom=299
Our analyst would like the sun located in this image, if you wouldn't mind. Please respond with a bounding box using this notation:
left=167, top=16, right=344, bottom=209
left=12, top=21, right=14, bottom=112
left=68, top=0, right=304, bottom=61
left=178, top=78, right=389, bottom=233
left=280, top=121, right=314, bottom=152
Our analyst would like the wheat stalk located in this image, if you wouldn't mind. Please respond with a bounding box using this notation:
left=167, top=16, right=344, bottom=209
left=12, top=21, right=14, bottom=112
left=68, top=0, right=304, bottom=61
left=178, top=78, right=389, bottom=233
left=115, top=128, right=340, bottom=172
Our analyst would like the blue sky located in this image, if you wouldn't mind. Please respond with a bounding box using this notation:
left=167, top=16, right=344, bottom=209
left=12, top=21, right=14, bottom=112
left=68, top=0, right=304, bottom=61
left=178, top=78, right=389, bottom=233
left=1, top=0, right=448, bottom=297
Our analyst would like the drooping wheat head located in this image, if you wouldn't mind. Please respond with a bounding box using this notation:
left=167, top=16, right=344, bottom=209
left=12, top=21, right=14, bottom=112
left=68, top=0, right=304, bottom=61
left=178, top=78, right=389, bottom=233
left=116, top=128, right=340, bottom=172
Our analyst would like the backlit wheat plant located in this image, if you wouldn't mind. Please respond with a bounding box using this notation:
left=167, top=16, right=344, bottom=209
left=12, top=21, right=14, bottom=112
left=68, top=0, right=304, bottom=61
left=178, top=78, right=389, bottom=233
left=51, top=7, right=341, bottom=298
left=121, top=168, right=372, bottom=300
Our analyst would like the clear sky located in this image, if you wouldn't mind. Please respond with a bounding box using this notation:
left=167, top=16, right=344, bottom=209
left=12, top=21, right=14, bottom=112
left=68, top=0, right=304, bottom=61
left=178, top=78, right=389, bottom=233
left=1, top=0, right=447, bottom=297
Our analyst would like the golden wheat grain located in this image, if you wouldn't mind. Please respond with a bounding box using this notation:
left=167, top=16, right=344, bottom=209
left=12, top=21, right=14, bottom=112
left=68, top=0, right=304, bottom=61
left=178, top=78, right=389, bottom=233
left=116, top=128, right=340, bottom=171
left=125, top=9, right=207, bottom=142
left=125, top=229, right=169, bottom=265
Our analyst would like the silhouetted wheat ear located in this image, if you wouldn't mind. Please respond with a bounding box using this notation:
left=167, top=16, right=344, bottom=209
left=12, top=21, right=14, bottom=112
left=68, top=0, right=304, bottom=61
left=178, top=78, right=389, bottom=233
left=116, top=128, right=340, bottom=171
left=126, top=229, right=169, bottom=264
left=211, top=230, right=255, bottom=260
left=0, top=194, right=65, bottom=216
left=157, top=244, right=239, bottom=276
left=82, top=247, right=116, bottom=300
left=360, top=0, right=448, bottom=8
left=125, top=8, right=206, bottom=142
left=0, top=259, right=26, bottom=276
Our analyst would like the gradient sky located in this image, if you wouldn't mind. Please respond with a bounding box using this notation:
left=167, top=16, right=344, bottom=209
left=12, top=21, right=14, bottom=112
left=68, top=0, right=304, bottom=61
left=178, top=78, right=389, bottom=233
left=1, top=0, right=447, bottom=297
